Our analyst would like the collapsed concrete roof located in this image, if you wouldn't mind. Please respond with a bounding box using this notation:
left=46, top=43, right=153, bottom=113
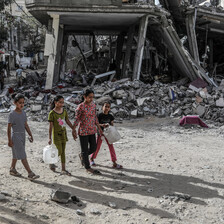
left=25, top=0, right=169, bottom=34
left=25, top=0, right=220, bottom=88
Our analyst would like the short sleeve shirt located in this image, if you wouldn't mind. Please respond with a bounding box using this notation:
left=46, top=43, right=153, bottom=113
left=74, top=102, right=98, bottom=136
left=48, top=109, right=68, bottom=143
left=8, top=110, right=27, bottom=133
left=98, top=113, right=114, bottom=131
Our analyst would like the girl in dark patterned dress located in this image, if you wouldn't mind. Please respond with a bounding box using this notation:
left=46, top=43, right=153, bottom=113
left=73, top=89, right=102, bottom=174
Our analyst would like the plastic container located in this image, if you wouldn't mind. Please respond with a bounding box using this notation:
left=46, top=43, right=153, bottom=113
left=43, top=144, right=58, bottom=164
left=103, top=125, right=121, bottom=144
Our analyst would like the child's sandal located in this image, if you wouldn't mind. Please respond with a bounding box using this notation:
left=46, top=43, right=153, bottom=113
left=60, top=170, right=71, bottom=176
left=10, top=168, right=22, bottom=177
left=28, top=172, right=40, bottom=180
left=90, top=160, right=96, bottom=167
left=112, top=164, right=123, bottom=169
left=49, top=164, right=56, bottom=172
left=86, top=169, right=101, bottom=175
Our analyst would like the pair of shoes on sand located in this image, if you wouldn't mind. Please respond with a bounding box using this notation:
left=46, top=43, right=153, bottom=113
left=49, top=164, right=71, bottom=176
left=10, top=168, right=40, bottom=180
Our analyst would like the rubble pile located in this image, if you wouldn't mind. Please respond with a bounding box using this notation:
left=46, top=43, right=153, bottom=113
left=2, top=77, right=224, bottom=124
left=92, top=78, right=224, bottom=123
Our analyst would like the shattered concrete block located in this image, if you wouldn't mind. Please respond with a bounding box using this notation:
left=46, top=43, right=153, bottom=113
left=131, top=109, right=138, bottom=117
left=149, top=109, right=157, bottom=114
left=116, top=99, right=123, bottom=105
left=137, top=110, right=144, bottom=117
left=94, top=87, right=105, bottom=94
left=36, top=93, right=45, bottom=101
left=208, top=97, right=215, bottom=105
left=218, top=79, right=224, bottom=91
left=111, top=108, right=118, bottom=115
left=186, top=89, right=196, bottom=97
left=51, top=190, right=71, bottom=204
left=189, top=85, right=201, bottom=93
left=199, top=89, right=208, bottom=99
left=113, top=90, right=127, bottom=99
left=184, top=108, right=192, bottom=115
left=95, top=96, right=112, bottom=105
left=64, top=101, right=77, bottom=110
left=196, top=95, right=203, bottom=103
left=192, top=102, right=198, bottom=109
left=102, top=88, right=116, bottom=96
left=216, top=98, right=224, bottom=107
left=196, top=105, right=205, bottom=116
left=127, top=91, right=136, bottom=101
left=94, top=94, right=102, bottom=99
left=143, top=107, right=150, bottom=112
left=115, top=109, right=129, bottom=118
left=135, top=88, right=142, bottom=96
left=172, top=108, right=182, bottom=116
left=137, top=97, right=150, bottom=106
left=30, top=105, right=42, bottom=112
left=110, top=103, right=116, bottom=108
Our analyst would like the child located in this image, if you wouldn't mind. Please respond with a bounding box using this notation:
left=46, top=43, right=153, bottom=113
left=72, top=89, right=103, bottom=175
left=7, top=93, right=39, bottom=180
left=90, top=102, right=123, bottom=169
left=48, top=95, right=73, bottom=175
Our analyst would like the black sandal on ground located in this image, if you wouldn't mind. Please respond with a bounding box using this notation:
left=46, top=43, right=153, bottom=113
left=28, top=172, right=40, bottom=180
left=10, top=168, right=22, bottom=177
left=60, top=170, right=71, bottom=176
left=86, top=168, right=101, bottom=175
left=49, top=164, right=57, bottom=172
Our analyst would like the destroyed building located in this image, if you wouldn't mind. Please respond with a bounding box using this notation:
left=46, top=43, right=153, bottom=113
left=1, top=0, right=224, bottom=124
left=24, top=0, right=224, bottom=88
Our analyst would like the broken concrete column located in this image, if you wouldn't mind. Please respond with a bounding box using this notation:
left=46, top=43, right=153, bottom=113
left=45, top=15, right=64, bottom=90
left=185, top=12, right=200, bottom=64
left=122, top=25, right=135, bottom=78
left=133, top=15, right=149, bottom=80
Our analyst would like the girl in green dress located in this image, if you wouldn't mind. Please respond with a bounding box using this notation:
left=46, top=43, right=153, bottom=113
left=48, top=95, right=73, bottom=175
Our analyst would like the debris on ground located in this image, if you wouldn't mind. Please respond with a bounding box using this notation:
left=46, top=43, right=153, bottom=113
left=2, top=76, right=224, bottom=125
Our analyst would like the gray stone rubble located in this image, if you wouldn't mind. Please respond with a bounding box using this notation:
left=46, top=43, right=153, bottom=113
left=1, top=78, right=224, bottom=123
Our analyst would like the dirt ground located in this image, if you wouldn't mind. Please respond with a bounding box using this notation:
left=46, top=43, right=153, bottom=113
left=0, top=114, right=224, bottom=224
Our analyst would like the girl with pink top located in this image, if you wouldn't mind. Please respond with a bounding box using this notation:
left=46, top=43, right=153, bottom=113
left=72, top=89, right=102, bottom=174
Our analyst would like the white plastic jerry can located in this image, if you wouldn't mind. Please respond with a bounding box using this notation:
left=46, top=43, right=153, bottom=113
left=103, top=125, right=121, bottom=144
left=43, top=144, right=58, bottom=164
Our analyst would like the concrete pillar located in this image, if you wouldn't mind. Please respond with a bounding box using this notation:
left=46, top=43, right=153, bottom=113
left=133, top=15, right=149, bottom=80
left=45, top=15, right=64, bottom=90
left=115, top=33, right=125, bottom=79
left=186, top=13, right=200, bottom=65
left=122, top=24, right=135, bottom=78
left=60, top=34, right=69, bottom=76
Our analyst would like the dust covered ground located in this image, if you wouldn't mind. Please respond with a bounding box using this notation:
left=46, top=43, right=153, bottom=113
left=0, top=114, right=224, bottom=224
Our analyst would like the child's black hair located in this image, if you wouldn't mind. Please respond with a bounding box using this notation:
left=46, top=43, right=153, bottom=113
left=102, top=101, right=111, bottom=107
left=83, top=88, right=94, bottom=97
left=50, top=95, right=64, bottom=110
left=14, top=93, right=25, bottom=103
left=81, top=88, right=94, bottom=102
